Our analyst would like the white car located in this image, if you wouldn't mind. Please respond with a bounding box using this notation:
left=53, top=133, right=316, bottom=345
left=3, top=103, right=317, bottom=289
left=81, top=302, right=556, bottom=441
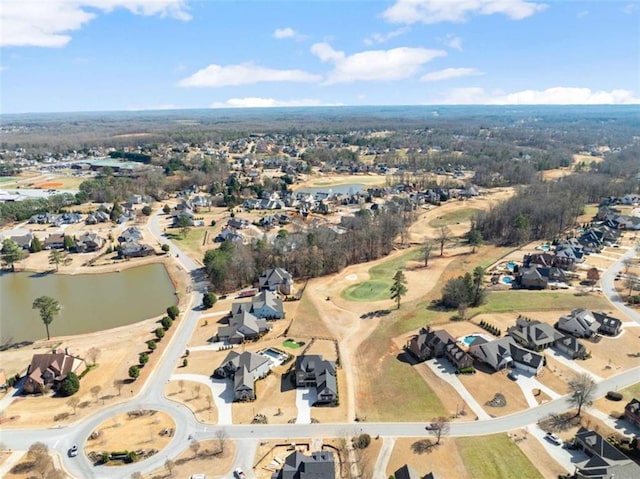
left=545, top=432, right=562, bottom=445
left=68, top=444, right=79, bottom=457
left=234, top=468, right=246, bottom=479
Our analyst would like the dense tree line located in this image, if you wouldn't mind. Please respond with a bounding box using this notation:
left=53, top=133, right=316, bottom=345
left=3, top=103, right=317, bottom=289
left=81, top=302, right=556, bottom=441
left=0, top=194, right=76, bottom=225
left=203, top=206, right=410, bottom=292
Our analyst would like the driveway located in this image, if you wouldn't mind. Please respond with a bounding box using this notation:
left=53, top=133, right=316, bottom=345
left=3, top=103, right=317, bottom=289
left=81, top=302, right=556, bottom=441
left=547, top=349, right=603, bottom=381
left=426, top=359, right=492, bottom=420
left=372, top=437, right=395, bottom=479
left=511, top=370, right=561, bottom=408
left=295, top=388, right=316, bottom=424
left=170, top=373, right=234, bottom=425
left=529, top=424, right=589, bottom=473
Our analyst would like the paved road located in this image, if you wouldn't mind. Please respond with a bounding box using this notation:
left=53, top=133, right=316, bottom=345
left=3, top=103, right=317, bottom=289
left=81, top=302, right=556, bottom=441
left=2, top=215, right=639, bottom=478
left=601, top=246, right=640, bottom=323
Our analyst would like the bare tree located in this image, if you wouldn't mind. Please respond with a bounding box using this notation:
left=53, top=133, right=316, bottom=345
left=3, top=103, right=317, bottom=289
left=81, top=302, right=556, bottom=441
left=625, top=272, right=638, bottom=297
left=45, top=468, right=65, bottom=479
left=206, top=395, right=212, bottom=411
left=436, top=226, right=453, bottom=257
left=113, top=379, right=124, bottom=396
left=33, top=454, right=53, bottom=479
left=215, top=429, right=227, bottom=454
left=90, top=385, right=102, bottom=403
left=87, top=347, right=101, bottom=365
left=164, top=458, right=175, bottom=476
left=194, top=384, right=201, bottom=399
left=586, top=267, right=599, bottom=289
left=131, top=472, right=143, bottom=479
left=422, top=239, right=434, bottom=267
left=28, top=442, right=49, bottom=460
left=178, top=379, right=185, bottom=394
left=67, top=396, right=80, bottom=415
left=568, top=373, right=596, bottom=417
left=189, top=440, right=200, bottom=458
left=622, top=257, right=633, bottom=274
left=428, top=416, right=451, bottom=445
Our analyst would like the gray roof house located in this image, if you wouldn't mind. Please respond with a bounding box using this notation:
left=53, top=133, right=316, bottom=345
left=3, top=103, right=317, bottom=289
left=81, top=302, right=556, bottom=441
left=507, top=316, right=563, bottom=352
left=271, top=450, right=335, bottom=479
left=259, top=267, right=294, bottom=295
left=557, top=309, right=601, bottom=338
left=118, top=226, right=143, bottom=243
left=118, top=241, right=154, bottom=258
left=44, top=233, right=65, bottom=250
left=573, top=427, right=640, bottom=479
left=216, top=311, right=272, bottom=344
left=554, top=334, right=588, bottom=360
left=10, top=233, right=33, bottom=250
left=231, top=291, right=284, bottom=319
left=214, top=351, right=271, bottom=402
left=394, top=465, right=434, bottom=479
left=295, top=355, right=338, bottom=405
left=75, top=232, right=104, bottom=253
left=469, top=336, right=544, bottom=375
left=405, top=327, right=454, bottom=362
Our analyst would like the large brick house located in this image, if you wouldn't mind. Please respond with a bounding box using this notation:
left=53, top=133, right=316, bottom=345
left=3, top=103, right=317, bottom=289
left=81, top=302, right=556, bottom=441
left=23, top=349, right=87, bottom=394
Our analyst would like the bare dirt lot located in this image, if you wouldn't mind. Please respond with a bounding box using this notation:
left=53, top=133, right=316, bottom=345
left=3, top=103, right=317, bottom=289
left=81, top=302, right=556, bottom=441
left=142, top=439, right=235, bottom=479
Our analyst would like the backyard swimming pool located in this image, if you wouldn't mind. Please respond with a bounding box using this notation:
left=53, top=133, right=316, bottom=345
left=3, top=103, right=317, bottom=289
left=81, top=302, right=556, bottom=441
left=506, top=262, right=516, bottom=271
left=501, top=276, right=514, bottom=285
left=259, top=347, right=289, bottom=366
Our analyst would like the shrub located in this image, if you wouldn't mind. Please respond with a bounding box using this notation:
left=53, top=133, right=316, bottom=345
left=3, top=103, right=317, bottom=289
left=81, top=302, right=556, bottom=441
left=163, top=204, right=171, bottom=214
left=60, top=371, right=80, bottom=396
left=167, top=305, right=179, bottom=320
left=161, top=316, right=173, bottom=330
left=155, top=328, right=165, bottom=340
left=146, top=339, right=157, bottom=351
left=606, top=391, right=623, bottom=401
left=458, top=366, right=476, bottom=374
left=353, top=433, right=371, bottom=449
left=141, top=205, right=152, bottom=216
left=210, top=219, right=216, bottom=227
left=139, top=352, right=149, bottom=365
left=202, top=292, right=217, bottom=309
left=128, top=365, right=140, bottom=379
left=182, top=358, right=188, bottom=367
left=161, top=244, right=170, bottom=253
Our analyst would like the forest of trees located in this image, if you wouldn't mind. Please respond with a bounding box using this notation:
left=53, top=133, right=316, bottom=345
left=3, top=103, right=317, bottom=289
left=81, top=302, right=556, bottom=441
left=203, top=205, right=411, bottom=292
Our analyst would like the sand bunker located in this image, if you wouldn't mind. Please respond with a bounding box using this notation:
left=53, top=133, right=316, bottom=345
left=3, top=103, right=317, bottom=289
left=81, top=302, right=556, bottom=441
left=345, top=274, right=358, bottom=281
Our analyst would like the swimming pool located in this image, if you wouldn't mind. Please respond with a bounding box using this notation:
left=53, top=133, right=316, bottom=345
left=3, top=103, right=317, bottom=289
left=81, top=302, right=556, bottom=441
left=259, top=347, right=288, bottom=366
left=506, top=262, right=516, bottom=271
left=461, top=335, right=478, bottom=346
left=501, top=276, right=513, bottom=285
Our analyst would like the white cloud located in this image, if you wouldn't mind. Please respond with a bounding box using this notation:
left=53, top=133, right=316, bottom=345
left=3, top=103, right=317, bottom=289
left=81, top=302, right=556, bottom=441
left=273, top=27, right=296, bottom=39
left=1, top=0, right=190, bottom=47
left=577, top=10, right=589, bottom=19
left=383, top=0, right=547, bottom=24
left=311, top=42, right=446, bottom=84
left=622, top=3, right=638, bottom=14
left=421, top=67, right=482, bottom=82
left=211, top=97, right=342, bottom=108
left=179, top=63, right=321, bottom=87
left=364, top=27, right=410, bottom=45
left=437, top=87, right=640, bottom=105
left=445, top=35, right=463, bottom=51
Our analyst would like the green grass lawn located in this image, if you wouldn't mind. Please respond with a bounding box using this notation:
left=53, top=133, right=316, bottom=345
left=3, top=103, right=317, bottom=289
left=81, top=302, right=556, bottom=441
left=341, top=249, right=421, bottom=302
left=283, top=339, right=301, bottom=349
left=0, top=177, right=17, bottom=183
left=168, top=228, right=209, bottom=258
left=622, top=383, right=640, bottom=399
left=471, top=290, right=612, bottom=316
left=428, top=208, right=481, bottom=228
left=456, top=435, right=544, bottom=479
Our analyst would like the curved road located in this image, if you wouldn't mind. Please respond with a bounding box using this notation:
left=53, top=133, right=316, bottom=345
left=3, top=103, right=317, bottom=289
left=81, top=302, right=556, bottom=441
left=601, top=246, right=640, bottom=323
left=1, top=218, right=639, bottom=478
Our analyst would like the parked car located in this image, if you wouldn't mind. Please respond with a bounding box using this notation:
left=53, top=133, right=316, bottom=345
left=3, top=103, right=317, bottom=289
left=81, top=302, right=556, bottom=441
left=68, top=444, right=79, bottom=457
left=507, top=371, right=518, bottom=381
left=234, top=468, right=246, bottom=479
left=545, top=432, right=562, bottom=445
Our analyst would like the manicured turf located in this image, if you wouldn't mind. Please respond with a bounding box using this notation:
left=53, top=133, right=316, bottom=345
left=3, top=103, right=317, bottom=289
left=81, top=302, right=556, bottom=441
left=283, top=339, right=301, bottom=349
left=428, top=208, right=481, bottom=228
left=456, top=434, right=544, bottom=479
left=473, top=290, right=612, bottom=315
left=341, top=249, right=421, bottom=302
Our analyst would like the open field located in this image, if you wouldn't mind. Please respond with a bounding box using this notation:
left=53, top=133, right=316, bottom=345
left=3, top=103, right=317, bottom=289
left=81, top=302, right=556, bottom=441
left=165, top=380, right=217, bottom=424
left=141, top=439, right=235, bottom=479
left=292, top=174, right=387, bottom=189
left=85, top=410, right=174, bottom=457
left=428, top=207, right=481, bottom=228
left=456, top=434, right=544, bottom=479
left=472, top=290, right=612, bottom=316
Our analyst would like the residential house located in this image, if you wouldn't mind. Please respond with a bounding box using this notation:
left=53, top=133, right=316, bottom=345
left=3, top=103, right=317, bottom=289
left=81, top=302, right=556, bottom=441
left=231, top=291, right=285, bottom=320
left=259, top=267, right=294, bottom=295
left=118, top=241, right=154, bottom=258
left=557, top=309, right=622, bottom=337
left=75, top=232, right=105, bottom=253
left=556, top=309, right=601, bottom=338
left=444, top=341, right=474, bottom=370
left=85, top=211, right=109, bottom=224
left=271, top=450, right=335, bottom=479
left=44, top=233, right=65, bottom=250
left=118, top=226, right=143, bottom=243
left=405, top=327, right=455, bottom=362
left=172, top=208, right=195, bottom=227
left=394, top=465, right=434, bottom=479
left=23, top=349, right=87, bottom=394
left=214, top=351, right=271, bottom=401
left=227, top=217, right=250, bottom=229
left=295, top=355, right=338, bottom=404
left=215, top=311, right=272, bottom=344
left=507, top=316, right=562, bottom=352
left=52, top=212, right=82, bottom=226
left=469, top=336, right=544, bottom=375
left=572, top=427, right=640, bottom=479
left=516, top=266, right=567, bottom=289
left=554, top=334, right=588, bottom=360
left=214, top=226, right=244, bottom=244
left=624, top=398, right=640, bottom=427
left=29, top=213, right=56, bottom=224
left=10, top=233, right=33, bottom=250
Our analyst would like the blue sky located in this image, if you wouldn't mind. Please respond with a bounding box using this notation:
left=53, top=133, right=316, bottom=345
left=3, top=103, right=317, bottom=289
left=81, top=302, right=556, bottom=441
left=1, top=0, right=639, bottom=113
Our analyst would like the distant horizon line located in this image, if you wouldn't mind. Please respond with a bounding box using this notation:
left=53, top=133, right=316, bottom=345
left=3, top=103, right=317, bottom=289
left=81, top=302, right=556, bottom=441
left=2, top=103, right=639, bottom=116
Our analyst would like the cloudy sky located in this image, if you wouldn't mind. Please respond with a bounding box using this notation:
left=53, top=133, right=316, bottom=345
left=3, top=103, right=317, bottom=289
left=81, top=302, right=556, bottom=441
left=1, top=0, right=639, bottom=113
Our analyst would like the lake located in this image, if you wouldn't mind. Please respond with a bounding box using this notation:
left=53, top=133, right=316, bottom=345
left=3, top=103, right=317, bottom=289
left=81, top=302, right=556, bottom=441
left=297, top=183, right=365, bottom=195
left=0, top=263, right=176, bottom=345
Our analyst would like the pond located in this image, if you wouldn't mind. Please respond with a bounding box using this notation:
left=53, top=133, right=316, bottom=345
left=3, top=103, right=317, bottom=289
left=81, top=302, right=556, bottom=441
left=297, top=183, right=365, bottom=195
left=0, top=263, right=176, bottom=345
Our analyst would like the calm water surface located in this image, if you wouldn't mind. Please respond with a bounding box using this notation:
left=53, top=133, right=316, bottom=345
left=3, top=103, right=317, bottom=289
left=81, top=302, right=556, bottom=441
left=0, top=263, right=176, bottom=344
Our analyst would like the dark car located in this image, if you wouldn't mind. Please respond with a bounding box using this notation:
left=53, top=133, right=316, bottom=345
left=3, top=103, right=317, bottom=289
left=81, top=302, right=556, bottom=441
left=68, top=444, right=78, bottom=457
left=507, top=371, right=518, bottom=381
